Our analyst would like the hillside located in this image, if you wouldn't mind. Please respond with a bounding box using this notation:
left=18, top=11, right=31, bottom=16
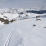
left=0, top=8, right=46, bottom=46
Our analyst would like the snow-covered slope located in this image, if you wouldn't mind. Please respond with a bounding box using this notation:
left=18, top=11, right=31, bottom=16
left=0, top=15, right=46, bottom=46
left=0, top=8, right=46, bottom=46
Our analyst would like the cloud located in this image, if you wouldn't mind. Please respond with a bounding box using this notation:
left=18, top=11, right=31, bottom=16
left=0, top=0, right=46, bottom=8
left=0, top=0, right=7, bottom=3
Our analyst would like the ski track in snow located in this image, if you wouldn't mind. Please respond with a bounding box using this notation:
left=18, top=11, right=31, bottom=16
left=3, top=30, right=13, bottom=46
left=2, top=23, right=24, bottom=46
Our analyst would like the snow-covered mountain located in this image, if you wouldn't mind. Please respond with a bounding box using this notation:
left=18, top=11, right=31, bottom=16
left=0, top=8, right=46, bottom=46
left=0, top=8, right=46, bottom=25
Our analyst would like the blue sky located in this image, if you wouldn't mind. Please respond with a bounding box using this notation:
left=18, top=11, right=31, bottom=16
left=0, top=0, right=46, bottom=8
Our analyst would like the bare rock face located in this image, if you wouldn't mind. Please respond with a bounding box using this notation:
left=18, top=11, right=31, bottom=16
left=3, top=16, right=7, bottom=18
left=44, top=27, right=46, bottom=28
left=0, top=18, right=9, bottom=24
left=33, top=24, right=36, bottom=27
left=9, top=19, right=16, bottom=23
left=36, top=16, right=40, bottom=18
left=4, top=19, right=9, bottom=24
left=36, top=19, right=41, bottom=21
left=0, top=18, right=17, bottom=24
